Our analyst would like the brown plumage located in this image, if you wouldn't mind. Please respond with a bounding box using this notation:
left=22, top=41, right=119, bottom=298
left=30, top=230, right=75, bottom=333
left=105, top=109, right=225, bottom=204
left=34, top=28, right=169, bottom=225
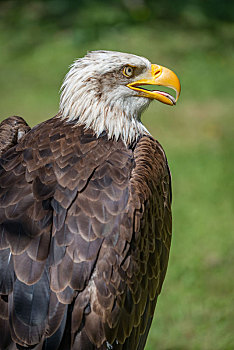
left=0, top=116, right=30, bottom=156
left=0, top=50, right=180, bottom=349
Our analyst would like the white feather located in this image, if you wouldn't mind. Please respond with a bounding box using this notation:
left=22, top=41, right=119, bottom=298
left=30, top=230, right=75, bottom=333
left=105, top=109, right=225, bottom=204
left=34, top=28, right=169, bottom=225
left=59, top=50, right=152, bottom=144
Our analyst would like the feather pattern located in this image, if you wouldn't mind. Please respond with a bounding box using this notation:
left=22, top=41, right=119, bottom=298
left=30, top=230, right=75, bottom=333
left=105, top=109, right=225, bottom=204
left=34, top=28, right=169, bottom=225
left=0, top=116, right=30, bottom=157
left=0, top=116, right=171, bottom=349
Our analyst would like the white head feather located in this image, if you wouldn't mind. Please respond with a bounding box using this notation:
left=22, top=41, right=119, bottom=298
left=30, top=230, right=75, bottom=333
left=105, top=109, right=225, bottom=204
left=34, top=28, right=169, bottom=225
left=60, top=50, right=152, bottom=144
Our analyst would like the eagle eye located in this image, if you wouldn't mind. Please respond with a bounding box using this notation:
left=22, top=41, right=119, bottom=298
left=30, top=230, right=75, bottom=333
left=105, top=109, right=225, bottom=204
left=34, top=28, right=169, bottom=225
left=123, top=65, right=134, bottom=78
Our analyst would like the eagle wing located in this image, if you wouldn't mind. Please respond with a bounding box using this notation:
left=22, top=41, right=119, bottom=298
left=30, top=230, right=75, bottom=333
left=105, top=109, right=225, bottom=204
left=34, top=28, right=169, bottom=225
left=0, top=117, right=171, bottom=349
left=0, top=116, right=30, bottom=157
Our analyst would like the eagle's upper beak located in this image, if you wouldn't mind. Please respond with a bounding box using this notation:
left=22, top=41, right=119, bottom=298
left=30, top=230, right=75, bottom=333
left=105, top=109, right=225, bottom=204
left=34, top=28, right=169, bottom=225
left=127, top=64, right=181, bottom=106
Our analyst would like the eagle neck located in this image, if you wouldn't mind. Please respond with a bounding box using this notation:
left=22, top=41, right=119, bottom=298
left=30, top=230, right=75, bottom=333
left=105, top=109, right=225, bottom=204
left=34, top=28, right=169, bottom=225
left=59, top=98, right=150, bottom=145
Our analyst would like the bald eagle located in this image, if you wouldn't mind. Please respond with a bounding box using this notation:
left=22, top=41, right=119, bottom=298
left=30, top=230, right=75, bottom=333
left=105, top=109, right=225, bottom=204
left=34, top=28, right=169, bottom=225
left=0, top=51, right=180, bottom=350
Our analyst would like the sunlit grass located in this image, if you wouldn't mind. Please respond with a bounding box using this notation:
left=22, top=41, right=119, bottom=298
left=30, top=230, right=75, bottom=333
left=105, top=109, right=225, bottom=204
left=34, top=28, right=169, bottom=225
left=0, top=21, right=233, bottom=349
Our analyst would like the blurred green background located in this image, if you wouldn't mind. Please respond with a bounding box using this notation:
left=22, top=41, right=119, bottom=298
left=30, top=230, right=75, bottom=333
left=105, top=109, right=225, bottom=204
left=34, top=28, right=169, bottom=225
left=0, top=1, right=234, bottom=349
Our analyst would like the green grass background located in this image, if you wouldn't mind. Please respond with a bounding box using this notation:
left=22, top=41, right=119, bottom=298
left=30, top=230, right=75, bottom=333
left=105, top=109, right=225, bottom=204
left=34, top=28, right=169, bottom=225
left=0, top=1, right=234, bottom=349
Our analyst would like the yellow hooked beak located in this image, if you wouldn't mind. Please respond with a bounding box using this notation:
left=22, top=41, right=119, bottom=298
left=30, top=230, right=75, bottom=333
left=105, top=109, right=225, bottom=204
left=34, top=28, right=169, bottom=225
left=127, top=64, right=181, bottom=106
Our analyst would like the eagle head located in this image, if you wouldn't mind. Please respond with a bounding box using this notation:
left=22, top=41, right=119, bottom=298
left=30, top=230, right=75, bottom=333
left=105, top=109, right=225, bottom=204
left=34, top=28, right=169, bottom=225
left=60, top=50, right=181, bottom=144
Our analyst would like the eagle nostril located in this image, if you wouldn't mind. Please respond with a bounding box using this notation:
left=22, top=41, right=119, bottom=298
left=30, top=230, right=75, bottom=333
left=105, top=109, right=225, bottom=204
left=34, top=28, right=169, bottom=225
left=154, top=70, right=161, bottom=77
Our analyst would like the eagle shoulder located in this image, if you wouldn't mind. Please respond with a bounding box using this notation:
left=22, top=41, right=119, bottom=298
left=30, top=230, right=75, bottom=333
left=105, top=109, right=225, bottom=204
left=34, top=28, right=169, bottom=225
left=0, top=116, right=30, bottom=157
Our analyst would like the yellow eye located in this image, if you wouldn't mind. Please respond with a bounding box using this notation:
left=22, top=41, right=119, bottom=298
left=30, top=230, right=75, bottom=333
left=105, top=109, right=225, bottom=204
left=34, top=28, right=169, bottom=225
left=123, top=65, right=134, bottom=77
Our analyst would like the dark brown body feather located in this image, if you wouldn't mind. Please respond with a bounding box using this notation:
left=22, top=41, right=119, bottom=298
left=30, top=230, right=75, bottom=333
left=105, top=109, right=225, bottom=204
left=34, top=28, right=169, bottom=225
left=0, top=116, right=31, bottom=157
left=0, top=116, right=172, bottom=349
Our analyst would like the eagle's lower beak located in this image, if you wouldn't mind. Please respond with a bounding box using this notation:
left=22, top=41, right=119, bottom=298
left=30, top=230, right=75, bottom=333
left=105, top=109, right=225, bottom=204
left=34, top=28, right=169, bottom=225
left=127, top=64, right=181, bottom=106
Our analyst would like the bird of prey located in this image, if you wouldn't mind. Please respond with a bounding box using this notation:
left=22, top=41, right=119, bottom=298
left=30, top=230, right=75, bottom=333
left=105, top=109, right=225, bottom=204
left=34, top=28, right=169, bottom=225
left=0, top=50, right=180, bottom=350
